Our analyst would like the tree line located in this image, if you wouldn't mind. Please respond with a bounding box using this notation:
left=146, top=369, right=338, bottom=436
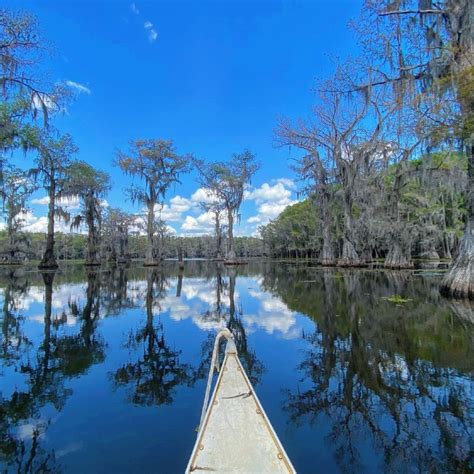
left=269, top=0, right=472, bottom=298
left=0, top=9, right=258, bottom=269
left=1, top=3, right=472, bottom=299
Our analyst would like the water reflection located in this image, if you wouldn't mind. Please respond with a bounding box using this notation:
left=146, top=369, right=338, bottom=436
left=262, top=266, right=473, bottom=472
left=112, top=269, right=195, bottom=406
left=0, top=262, right=471, bottom=473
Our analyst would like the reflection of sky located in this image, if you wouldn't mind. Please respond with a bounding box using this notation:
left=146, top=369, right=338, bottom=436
left=4, top=276, right=304, bottom=339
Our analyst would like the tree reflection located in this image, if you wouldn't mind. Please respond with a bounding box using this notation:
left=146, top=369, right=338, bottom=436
left=226, top=267, right=264, bottom=386
left=0, top=268, right=31, bottom=369
left=59, top=270, right=106, bottom=376
left=0, top=269, right=108, bottom=472
left=194, top=265, right=264, bottom=385
left=100, top=264, right=136, bottom=315
left=0, top=271, right=64, bottom=473
left=113, top=269, right=194, bottom=405
left=269, top=267, right=473, bottom=472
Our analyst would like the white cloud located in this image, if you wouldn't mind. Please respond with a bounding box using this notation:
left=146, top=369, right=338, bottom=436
left=31, top=195, right=81, bottom=211
left=157, top=195, right=194, bottom=222
left=144, top=21, right=153, bottom=29
left=245, top=180, right=298, bottom=226
left=245, top=182, right=292, bottom=203
left=148, top=28, right=158, bottom=43
left=31, top=196, right=50, bottom=205
left=65, top=80, right=91, bottom=95
left=191, top=187, right=218, bottom=205
left=274, top=177, right=296, bottom=190
left=130, top=2, right=139, bottom=14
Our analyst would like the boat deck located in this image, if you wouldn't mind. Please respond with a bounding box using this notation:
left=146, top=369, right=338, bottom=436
left=186, top=348, right=295, bottom=473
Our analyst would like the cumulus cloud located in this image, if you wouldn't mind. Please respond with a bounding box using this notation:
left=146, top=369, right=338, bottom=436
left=245, top=180, right=298, bottom=226
left=65, top=80, right=91, bottom=95
left=156, top=195, right=194, bottom=222
left=31, top=195, right=81, bottom=211
left=148, top=29, right=158, bottom=42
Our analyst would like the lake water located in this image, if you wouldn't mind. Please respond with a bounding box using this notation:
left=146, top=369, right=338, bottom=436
left=0, top=261, right=472, bottom=473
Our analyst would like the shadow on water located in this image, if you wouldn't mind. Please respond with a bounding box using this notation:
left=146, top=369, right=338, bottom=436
left=0, top=261, right=471, bottom=473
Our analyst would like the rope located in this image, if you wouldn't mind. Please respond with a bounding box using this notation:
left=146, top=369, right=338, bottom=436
left=198, top=328, right=235, bottom=432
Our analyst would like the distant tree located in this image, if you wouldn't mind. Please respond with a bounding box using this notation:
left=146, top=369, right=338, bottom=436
left=31, top=132, right=78, bottom=269
left=102, top=208, right=136, bottom=263
left=0, top=165, right=36, bottom=264
left=195, top=151, right=259, bottom=262
left=67, top=161, right=110, bottom=266
left=117, top=139, right=191, bottom=266
left=194, top=188, right=226, bottom=260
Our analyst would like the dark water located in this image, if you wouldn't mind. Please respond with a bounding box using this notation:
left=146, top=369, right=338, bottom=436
left=0, top=261, right=472, bottom=473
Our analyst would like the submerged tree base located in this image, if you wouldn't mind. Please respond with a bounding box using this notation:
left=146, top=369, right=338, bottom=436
left=38, top=262, right=59, bottom=270
left=384, top=244, right=414, bottom=269
left=143, top=261, right=162, bottom=267
left=440, top=230, right=473, bottom=299
left=224, top=260, right=248, bottom=266
left=337, top=259, right=367, bottom=268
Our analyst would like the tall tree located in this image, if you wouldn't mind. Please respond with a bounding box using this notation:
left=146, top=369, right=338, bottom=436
left=0, top=9, right=68, bottom=124
left=196, top=151, right=259, bottom=263
left=356, top=0, right=473, bottom=297
left=68, top=161, right=110, bottom=266
left=117, top=139, right=191, bottom=266
left=32, top=132, right=78, bottom=269
left=0, top=165, right=36, bottom=264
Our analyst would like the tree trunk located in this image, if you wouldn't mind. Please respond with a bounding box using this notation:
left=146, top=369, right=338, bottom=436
left=440, top=144, right=474, bottom=299
left=384, top=239, right=414, bottom=269
left=440, top=192, right=452, bottom=259
left=226, top=206, right=237, bottom=262
left=384, top=172, right=413, bottom=269
left=41, top=271, right=55, bottom=377
left=338, top=190, right=361, bottom=266
left=144, top=195, right=159, bottom=266
left=85, top=197, right=100, bottom=266
left=320, top=188, right=335, bottom=266
left=39, top=180, right=58, bottom=269
left=176, top=269, right=183, bottom=297
left=215, top=211, right=223, bottom=260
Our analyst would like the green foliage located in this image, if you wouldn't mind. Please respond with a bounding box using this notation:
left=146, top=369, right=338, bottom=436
left=382, top=294, right=413, bottom=304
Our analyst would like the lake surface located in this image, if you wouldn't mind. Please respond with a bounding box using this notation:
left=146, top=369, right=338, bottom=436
left=0, top=261, right=472, bottom=473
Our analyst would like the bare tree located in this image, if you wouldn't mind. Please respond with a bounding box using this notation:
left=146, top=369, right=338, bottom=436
left=195, top=151, right=259, bottom=263
left=117, top=139, right=191, bottom=266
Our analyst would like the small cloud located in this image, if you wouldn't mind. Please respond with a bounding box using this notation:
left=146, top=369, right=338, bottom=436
left=144, top=21, right=153, bottom=29
left=148, top=28, right=158, bottom=43
left=65, top=80, right=91, bottom=95
left=31, top=196, right=50, bottom=206
left=130, top=3, right=139, bottom=14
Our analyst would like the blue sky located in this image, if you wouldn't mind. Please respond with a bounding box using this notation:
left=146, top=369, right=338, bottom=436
left=5, top=0, right=361, bottom=235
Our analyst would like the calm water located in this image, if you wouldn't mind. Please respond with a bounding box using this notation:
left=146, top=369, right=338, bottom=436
left=0, top=261, right=472, bottom=473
